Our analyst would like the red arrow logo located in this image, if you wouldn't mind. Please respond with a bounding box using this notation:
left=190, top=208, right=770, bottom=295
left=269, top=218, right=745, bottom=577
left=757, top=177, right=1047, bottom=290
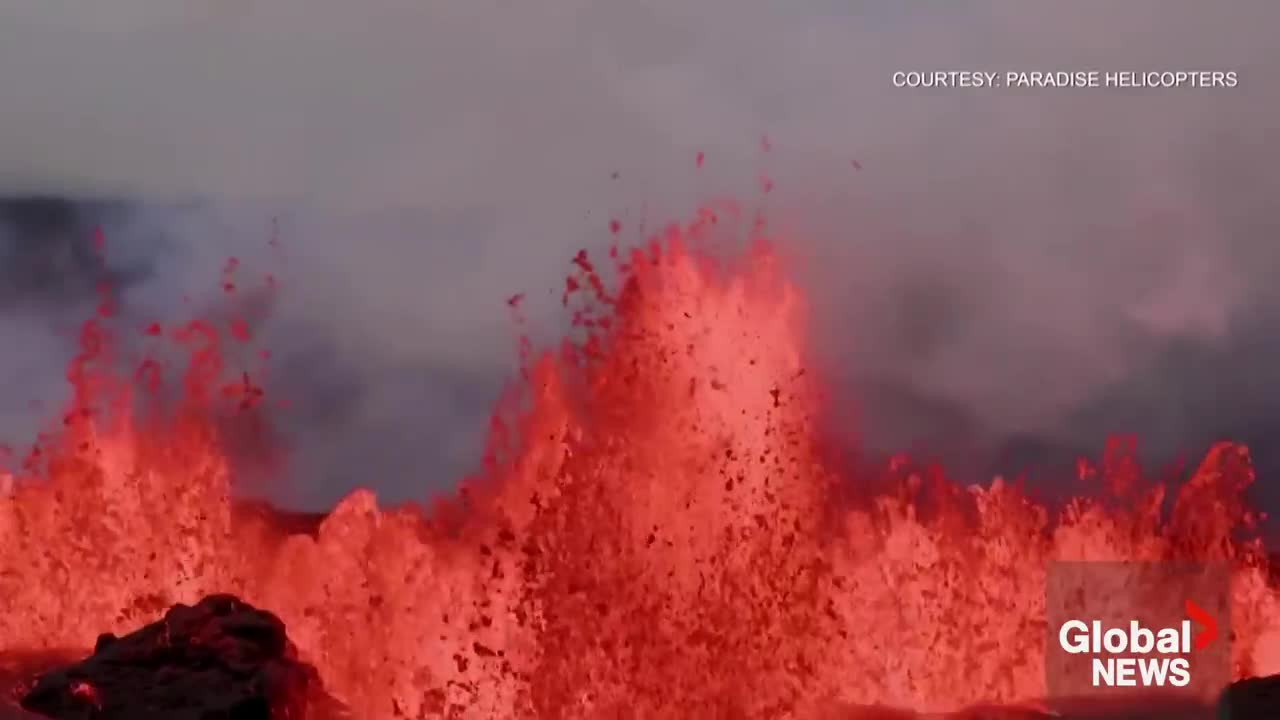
left=1185, top=599, right=1218, bottom=650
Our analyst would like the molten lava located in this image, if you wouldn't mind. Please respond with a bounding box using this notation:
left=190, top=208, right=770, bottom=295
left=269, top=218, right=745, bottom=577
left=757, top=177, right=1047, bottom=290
left=0, top=207, right=1277, bottom=719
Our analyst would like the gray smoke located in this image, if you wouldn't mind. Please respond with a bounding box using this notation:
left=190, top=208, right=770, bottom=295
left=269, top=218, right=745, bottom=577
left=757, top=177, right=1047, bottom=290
left=0, top=1, right=1278, bottom=523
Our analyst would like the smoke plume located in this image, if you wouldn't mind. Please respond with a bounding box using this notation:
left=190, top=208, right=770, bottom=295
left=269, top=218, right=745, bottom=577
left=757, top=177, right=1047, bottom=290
left=0, top=0, right=1278, bottom=519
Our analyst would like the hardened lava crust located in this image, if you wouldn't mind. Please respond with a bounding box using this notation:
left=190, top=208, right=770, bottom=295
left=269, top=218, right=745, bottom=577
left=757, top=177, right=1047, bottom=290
left=14, top=594, right=347, bottom=720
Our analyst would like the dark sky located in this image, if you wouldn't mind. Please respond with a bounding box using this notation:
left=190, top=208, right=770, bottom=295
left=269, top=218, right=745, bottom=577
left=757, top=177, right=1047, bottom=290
left=0, top=1, right=1278, bottom=523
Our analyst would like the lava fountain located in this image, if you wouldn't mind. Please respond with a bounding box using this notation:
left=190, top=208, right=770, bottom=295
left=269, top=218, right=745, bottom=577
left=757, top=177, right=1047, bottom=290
left=0, top=206, right=1277, bottom=718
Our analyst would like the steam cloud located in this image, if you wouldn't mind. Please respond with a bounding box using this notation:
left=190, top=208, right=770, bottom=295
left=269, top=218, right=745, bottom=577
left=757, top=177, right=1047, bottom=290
left=0, top=1, right=1278, bottom=521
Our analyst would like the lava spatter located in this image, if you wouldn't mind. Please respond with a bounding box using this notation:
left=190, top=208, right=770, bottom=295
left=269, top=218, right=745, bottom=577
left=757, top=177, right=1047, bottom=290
left=0, top=211, right=1276, bottom=719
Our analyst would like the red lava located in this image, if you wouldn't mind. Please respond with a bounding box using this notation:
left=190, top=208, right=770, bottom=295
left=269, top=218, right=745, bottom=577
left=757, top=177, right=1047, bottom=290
left=0, top=205, right=1277, bottom=718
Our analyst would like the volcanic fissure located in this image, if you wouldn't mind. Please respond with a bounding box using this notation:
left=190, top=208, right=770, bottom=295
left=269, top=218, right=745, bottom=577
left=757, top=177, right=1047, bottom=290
left=1, top=206, right=1277, bottom=719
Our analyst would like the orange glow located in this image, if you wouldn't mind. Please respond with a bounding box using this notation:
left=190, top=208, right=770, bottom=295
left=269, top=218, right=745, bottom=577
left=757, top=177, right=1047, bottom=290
left=0, top=207, right=1276, bottom=718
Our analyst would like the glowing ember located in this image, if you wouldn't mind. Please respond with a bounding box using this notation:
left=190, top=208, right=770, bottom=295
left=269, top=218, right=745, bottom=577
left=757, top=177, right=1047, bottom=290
left=0, top=207, right=1276, bottom=719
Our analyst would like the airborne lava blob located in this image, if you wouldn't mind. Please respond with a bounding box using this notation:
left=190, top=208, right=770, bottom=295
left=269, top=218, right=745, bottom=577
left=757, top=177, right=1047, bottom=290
left=1, top=207, right=1278, bottom=718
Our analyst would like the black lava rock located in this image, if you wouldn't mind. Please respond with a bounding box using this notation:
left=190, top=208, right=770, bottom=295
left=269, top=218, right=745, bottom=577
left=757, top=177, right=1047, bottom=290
left=1217, top=673, right=1280, bottom=719
left=18, top=594, right=344, bottom=720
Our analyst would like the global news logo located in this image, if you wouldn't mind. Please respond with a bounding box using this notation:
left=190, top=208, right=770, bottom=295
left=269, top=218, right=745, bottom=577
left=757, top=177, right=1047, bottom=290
left=1057, top=599, right=1219, bottom=688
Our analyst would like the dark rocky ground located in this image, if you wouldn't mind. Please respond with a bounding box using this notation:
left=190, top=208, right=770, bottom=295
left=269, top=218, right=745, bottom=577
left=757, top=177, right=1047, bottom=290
left=10, top=595, right=347, bottom=720
left=7, top=628, right=1276, bottom=720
